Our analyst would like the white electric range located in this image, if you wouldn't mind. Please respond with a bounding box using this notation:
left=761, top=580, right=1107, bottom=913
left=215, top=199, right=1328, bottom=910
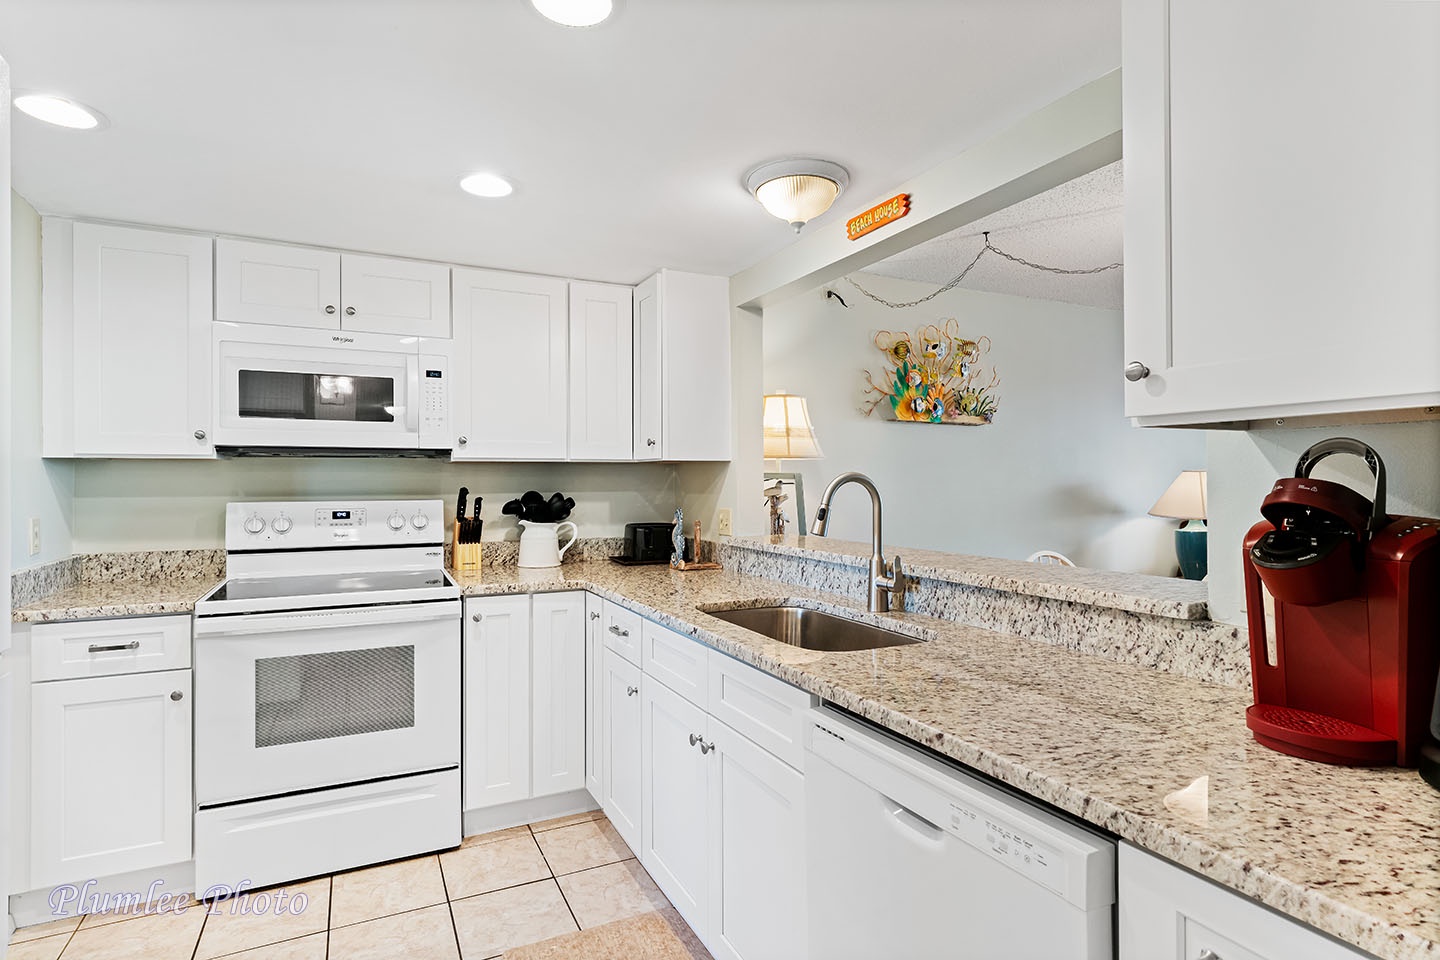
left=192, top=499, right=461, bottom=895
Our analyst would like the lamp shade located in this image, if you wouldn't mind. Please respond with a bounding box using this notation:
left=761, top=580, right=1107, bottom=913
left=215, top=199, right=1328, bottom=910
left=1149, top=470, right=1208, bottom=521
left=762, top=393, right=823, bottom=459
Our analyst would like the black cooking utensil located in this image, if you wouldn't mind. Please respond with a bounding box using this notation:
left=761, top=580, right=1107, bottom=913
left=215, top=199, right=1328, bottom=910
left=502, top=498, right=523, bottom=517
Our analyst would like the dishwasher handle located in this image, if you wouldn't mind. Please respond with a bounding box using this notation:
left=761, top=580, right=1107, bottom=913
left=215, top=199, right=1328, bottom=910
left=883, top=794, right=946, bottom=847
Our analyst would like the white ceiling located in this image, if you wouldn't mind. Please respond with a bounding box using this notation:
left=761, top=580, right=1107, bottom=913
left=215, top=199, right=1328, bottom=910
left=864, top=159, right=1123, bottom=309
left=0, top=0, right=1120, bottom=285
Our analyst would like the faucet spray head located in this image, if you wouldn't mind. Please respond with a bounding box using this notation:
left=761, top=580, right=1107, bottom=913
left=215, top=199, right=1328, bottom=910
left=810, top=504, right=830, bottom=536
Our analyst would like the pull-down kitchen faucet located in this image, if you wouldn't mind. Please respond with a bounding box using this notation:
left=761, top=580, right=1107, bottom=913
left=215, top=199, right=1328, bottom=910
left=810, top=472, right=906, bottom=613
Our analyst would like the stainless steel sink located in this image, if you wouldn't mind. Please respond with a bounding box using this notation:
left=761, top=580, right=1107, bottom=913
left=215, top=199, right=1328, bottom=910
left=706, top=605, right=921, bottom=652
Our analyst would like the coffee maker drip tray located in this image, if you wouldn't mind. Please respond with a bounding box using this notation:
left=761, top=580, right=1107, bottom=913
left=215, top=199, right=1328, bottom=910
left=1246, top=704, right=1396, bottom=766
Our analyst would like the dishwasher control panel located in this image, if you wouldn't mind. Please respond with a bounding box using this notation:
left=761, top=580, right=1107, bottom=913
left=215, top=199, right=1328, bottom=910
left=947, top=800, right=1064, bottom=894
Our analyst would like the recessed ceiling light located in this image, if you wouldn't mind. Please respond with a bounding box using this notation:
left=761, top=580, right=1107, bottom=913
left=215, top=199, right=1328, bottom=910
left=459, top=172, right=515, bottom=198
left=13, top=93, right=104, bottom=130
left=531, top=0, right=613, bottom=27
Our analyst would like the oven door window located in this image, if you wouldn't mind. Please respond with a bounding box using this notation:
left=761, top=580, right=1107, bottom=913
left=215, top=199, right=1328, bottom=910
left=254, top=645, right=415, bottom=748
left=237, top=370, right=397, bottom=423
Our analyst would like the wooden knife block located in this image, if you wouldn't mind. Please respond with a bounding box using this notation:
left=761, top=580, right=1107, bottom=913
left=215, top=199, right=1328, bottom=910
left=453, top=523, right=482, bottom=572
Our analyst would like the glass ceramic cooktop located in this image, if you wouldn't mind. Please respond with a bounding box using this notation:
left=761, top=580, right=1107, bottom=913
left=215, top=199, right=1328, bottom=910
left=208, top=570, right=449, bottom=603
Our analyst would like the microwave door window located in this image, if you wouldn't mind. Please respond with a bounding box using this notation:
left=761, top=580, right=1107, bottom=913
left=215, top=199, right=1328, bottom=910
left=238, top=370, right=397, bottom=423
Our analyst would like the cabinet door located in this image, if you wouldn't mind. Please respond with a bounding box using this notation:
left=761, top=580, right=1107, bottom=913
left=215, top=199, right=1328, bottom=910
left=30, top=670, right=193, bottom=887
left=658, top=271, right=731, bottom=461
left=641, top=677, right=711, bottom=940
left=707, top=719, right=806, bottom=960
left=341, top=254, right=451, bottom=338
left=532, top=592, right=585, bottom=798
left=1123, top=0, right=1440, bottom=424
left=584, top=594, right=604, bottom=800
left=452, top=268, right=569, bottom=460
left=632, top=274, right=662, bottom=461
left=1119, top=844, right=1370, bottom=960
left=72, top=223, right=214, bottom=457
left=601, top=647, right=643, bottom=854
left=567, top=281, right=634, bottom=461
left=215, top=238, right=341, bottom=329
left=463, top=595, right=532, bottom=810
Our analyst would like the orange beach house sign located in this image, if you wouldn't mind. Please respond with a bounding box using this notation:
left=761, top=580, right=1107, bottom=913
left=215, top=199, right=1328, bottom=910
left=846, top=193, right=911, bottom=240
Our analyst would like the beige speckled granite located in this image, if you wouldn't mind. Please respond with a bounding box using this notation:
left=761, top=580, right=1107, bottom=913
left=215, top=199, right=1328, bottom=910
left=452, top=561, right=1437, bottom=960
left=11, top=550, right=224, bottom=623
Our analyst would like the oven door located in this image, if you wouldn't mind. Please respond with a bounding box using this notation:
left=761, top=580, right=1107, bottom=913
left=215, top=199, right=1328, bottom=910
left=193, top=599, right=460, bottom=806
left=213, top=324, right=421, bottom=449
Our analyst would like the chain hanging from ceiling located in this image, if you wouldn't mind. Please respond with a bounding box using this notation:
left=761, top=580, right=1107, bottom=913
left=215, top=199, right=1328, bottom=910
left=844, top=231, right=1122, bottom=309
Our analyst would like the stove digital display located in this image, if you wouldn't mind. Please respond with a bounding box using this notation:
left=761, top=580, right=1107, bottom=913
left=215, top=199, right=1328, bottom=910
left=332, top=510, right=351, bottom=520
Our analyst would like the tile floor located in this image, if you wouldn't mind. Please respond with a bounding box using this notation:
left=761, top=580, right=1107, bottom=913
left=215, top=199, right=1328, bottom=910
left=6, top=810, right=711, bottom=960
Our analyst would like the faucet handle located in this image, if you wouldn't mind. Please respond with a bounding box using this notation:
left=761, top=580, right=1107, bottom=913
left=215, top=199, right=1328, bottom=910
left=887, top=555, right=907, bottom=609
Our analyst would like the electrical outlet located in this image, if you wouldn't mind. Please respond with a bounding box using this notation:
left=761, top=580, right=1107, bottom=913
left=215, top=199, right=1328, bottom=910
left=28, top=518, right=41, bottom=557
left=716, top=509, right=733, bottom=536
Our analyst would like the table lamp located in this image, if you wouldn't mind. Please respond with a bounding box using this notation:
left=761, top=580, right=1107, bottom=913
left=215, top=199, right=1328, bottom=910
left=762, top=392, right=823, bottom=535
left=1149, top=470, right=1208, bottom=580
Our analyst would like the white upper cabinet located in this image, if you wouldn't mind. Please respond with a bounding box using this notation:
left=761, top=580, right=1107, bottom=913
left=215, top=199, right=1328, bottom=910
left=451, top=268, right=569, bottom=460
left=340, top=253, right=451, bottom=338
left=216, top=239, right=341, bottom=330
left=43, top=220, right=215, bottom=458
left=568, top=282, right=634, bottom=461
left=633, top=270, right=731, bottom=461
left=1123, top=0, right=1440, bottom=426
left=217, top=240, right=450, bottom=337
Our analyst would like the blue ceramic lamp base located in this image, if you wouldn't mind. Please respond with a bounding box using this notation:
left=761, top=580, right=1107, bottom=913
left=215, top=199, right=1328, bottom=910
left=1175, top=520, right=1208, bottom=580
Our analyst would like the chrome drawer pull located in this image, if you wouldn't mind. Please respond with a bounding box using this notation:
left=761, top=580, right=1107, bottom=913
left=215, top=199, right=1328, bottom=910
left=608, top=625, right=630, bottom=638
left=88, top=640, right=141, bottom=654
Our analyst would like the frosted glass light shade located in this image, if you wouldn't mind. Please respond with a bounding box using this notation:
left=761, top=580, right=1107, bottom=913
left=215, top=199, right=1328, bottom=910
left=745, top=159, right=850, bottom=232
left=1149, top=470, right=1208, bottom=520
left=762, top=393, right=823, bottom=459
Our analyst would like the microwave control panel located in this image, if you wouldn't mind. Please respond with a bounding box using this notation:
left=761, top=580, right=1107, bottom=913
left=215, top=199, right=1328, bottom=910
left=418, top=349, right=452, bottom=447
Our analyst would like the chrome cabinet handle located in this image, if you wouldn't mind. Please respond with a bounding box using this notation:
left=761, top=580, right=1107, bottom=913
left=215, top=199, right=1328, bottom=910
left=1197, top=952, right=1221, bottom=960
left=193, top=429, right=207, bottom=441
left=590, top=612, right=600, bottom=620
left=345, top=306, right=356, bottom=316
left=626, top=685, right=638, bottom=697
left=689, top=733, right=701, bottom=747
left=88, top=640, right=140, bottom=654
left=646, top=438, right=656, bottom=447
left=1125, top=361, right=1151, bottom=382
left=472, top=613, right=483, bottom=622
left=325, top=305, right=336, bottom=315
left=699, top=739, right=715, bottom=755
left=608, top=625, right=630, bottom=638
left=170, top=690, right=184, bottom=702
left=457, top=436, right=468, bottom=446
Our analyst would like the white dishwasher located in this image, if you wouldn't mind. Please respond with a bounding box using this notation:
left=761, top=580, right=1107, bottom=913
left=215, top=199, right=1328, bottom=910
left=806, top=707, right=1115, bottom=959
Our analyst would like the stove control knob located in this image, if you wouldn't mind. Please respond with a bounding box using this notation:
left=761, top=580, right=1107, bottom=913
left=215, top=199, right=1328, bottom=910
left=387, top=512, right=406, bottom=531
left=243, top=514, right=266, bottom=535
left=271, top=515, right=292, bottom=535
left=411, top=513, right=430, bottom=531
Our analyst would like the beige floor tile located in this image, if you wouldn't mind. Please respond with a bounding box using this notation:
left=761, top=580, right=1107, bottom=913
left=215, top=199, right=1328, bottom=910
left=330, top=854, right=447, bottom=928
left=502, top=909, right=712, bottom=960
left=79, top=894, right=202, bottom=929
left=556, top=859, right=669, bottom=929
left=440, top=834, right=552, bottom=900
left=528, top=809, right=605, bottom=834
left=210, top=932, right=329, bottom=960
left=451, top=880, right=578, bottom=959
left=460, top=824, right=533, bottom=848
left=4, top=932, right=71, bottom=960
left=328, top=904, right=458, bottom=960
left=8, top=916, right=80, bottom=944
left=58, top=906, right=206, bottom=960
left=532, top=818, right=632, bottom=876
left=194, top=878, right=330, bottom=960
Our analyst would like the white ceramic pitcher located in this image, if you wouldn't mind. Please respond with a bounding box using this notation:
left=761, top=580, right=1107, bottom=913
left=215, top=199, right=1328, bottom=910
left=517, top=520, right=578, bottom=568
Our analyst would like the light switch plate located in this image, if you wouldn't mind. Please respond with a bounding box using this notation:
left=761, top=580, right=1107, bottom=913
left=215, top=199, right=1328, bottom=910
left=28, top=518, right=41, bottom=557
left=717, top=509, right=733, bottom=536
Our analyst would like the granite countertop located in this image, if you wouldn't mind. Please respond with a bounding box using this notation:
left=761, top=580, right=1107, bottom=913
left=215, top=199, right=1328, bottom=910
left=453, top=561, right=1436, bottom=960
left=726, top=534, right=1211, bottom=620
left=10, top=577, right=221, bottom=623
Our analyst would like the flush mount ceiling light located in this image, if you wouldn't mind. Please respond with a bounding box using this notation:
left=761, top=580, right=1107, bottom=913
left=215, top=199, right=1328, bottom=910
left=531, top=0, right=613, bottom=27
left=459, top=172, right=515, bottom=198
left=12, top=92, right=105, bottom=130
left=744, top=159, right=849, bottom=233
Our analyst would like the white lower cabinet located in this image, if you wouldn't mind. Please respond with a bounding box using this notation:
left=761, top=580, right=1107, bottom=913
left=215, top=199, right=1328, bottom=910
left=584, top=594, right=604, bottom=799
left=30, top=669, right=193, bottom=887
left=641, top=677, right=712, bottom=939
left=601, top=646, right=644, bottom=853
left=1119, top=844, right=1371, bottom=960
left=532, top=593, right=586, bottom=797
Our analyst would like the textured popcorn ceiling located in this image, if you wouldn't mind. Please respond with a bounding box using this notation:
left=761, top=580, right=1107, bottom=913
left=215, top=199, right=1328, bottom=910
left=866, top=161, right=1123, bottom=310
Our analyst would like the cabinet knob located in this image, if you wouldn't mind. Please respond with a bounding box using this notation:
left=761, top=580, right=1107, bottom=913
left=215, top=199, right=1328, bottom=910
left=472, top=613, right=483, bottom=622
left=646, top=438, right=656, bottom=447
left=689, top=733, right=702, bottom=747
left=345, top=306, right=357, bottom=316
left=325, top=305, right=337, bottom=315
left=590, top=612, right=600, bottom=620
left=1197, top=952, right=1222, bottom=960
left=458, top=436, right=468, bottom=446
left=194, top=429, right=207, bottom=440
left=1124, top=361, right=1151, bottom=382
left=170, top=690, right=184, bottom=702
left=626, top=685, right=639, bottom=697
left=699, top=739, right=715, bottom=755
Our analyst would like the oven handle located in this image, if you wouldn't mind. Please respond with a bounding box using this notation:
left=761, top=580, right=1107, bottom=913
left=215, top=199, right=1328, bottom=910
left=194, top=600, right=460, bottom=638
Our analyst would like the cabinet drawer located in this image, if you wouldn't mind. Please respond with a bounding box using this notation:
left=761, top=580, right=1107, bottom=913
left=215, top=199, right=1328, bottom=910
left=1183, top=917, right=1266, bottom=960
left=603, top=600, right=643, bottom=666
left=31, top=615, right=192, bottom=681
left=642, top=620, right=708, bottom=708
left=707, top=650, right=815, bottom=770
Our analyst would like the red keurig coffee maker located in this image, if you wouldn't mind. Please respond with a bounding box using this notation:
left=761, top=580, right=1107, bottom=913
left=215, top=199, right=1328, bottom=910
left=1243, top=438, right=1440, bottom=766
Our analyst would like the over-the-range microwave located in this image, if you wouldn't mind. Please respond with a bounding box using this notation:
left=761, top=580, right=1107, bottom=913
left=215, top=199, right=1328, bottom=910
left=213, top=323, right=452, bottom=454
